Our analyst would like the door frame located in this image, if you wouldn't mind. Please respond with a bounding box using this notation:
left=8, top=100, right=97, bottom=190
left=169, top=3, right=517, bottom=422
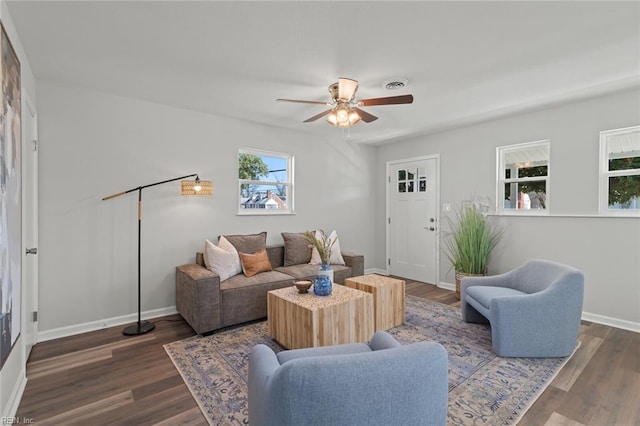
left=22, top=90, right=38, bottom=357
left=385, top=154, right=440, bottom=283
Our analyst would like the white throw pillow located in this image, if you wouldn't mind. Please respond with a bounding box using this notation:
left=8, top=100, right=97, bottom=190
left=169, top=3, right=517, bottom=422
left=203, top=236, right=242, bottom=281
left=310, top=230, right=346, bottom=265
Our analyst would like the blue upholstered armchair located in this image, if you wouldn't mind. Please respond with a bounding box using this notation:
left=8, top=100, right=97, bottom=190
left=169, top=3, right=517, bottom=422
left=248, top=331, right=448, bottom=426
left=461, top=259, right=584, bottom=357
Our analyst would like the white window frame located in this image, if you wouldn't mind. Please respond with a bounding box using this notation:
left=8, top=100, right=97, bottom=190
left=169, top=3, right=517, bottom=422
left=496, top=140, right=550, bottom=215
left=599, top=125, right=640, bottom=217
left=237, top=148, right=295, bottom=215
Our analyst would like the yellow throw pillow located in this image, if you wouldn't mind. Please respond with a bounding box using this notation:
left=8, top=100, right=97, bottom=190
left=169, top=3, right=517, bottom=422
left=238, top=248, right=273, bottom=277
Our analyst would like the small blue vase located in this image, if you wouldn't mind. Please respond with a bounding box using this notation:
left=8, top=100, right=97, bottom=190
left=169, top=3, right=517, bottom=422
left=314, top=266, right=333, bottom=296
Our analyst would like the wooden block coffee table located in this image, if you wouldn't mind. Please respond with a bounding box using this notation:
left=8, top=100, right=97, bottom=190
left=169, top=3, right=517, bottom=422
left=344, top=274, right=405, bottom=331
left=267, top=285, right=374, bottom=350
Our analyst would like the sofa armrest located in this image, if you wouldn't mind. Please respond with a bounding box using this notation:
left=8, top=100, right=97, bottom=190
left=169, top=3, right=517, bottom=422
left=248, top=344, right=283, bottom=426
left=368, top=331, right=403, bottom=351
left=342, top=251, right=364, bottom=277
left=176, top=263, right=222, bottom=334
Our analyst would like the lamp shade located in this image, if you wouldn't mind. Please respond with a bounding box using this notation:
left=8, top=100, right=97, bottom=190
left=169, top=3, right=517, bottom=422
left=182, top=180, right=213, bottom=196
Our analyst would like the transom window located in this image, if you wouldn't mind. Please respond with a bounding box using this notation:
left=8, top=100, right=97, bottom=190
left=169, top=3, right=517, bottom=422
left=599, top=126, right=640, bottom=215
left=497, top=140, right=550, bottom=214
left=238, top=149, right=294, bottom=215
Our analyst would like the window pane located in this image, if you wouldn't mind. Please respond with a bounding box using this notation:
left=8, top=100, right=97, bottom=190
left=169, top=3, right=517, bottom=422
left=608, top=175, right=640, bottom=209
left=608, top=131, right=640, bottom=171
left=609, top=156, right=640, bottom=172
left=239, top=153, right=288, bottom=182
left=240, top=184, right=288, bottom=210
left=504, top=146, right=549, bottom=173
left=503, top=181, right=547, bottom=210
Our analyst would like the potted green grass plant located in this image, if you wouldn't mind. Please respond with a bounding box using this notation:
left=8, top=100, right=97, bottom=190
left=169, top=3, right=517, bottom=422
left=444, top=204, right=503, bottom=299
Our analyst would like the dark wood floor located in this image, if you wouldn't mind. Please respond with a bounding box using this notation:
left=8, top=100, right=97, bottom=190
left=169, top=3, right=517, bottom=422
left=16, top=280, right=640, bottom=425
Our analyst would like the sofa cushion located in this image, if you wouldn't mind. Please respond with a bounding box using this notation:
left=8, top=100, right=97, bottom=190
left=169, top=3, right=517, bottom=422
left=239, top=248, right=273, bottom=277
left=274, top=264, right=320, bottom=280
left=274, top=264, right=352, bottom=284
left=203, top=237, right=242, bottom=281
left=466, top=286, right=526, bottom=309
left=281, top=232, right=312, bottom=266
left=224, top=231, right=267, bottom=254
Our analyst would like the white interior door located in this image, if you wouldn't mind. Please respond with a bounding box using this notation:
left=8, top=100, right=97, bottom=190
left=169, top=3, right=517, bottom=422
left=22, top=94, right=38, bottom=357
left=387, top=156, right=438, bottom=283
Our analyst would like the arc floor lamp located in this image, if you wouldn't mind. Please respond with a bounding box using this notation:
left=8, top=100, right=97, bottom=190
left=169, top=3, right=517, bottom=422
left=103, top=174, right=213, bottom=335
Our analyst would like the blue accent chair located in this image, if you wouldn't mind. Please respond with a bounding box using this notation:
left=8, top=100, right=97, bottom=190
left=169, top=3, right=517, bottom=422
left=248, top=331, right=448, bottom=426
left=461, top=259, right=584, bottom=357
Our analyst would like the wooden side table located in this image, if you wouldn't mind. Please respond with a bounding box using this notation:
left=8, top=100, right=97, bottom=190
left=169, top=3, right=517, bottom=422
left=268, top=285, right=374, bottom=349
left=344, top=274, right=405, bottom=331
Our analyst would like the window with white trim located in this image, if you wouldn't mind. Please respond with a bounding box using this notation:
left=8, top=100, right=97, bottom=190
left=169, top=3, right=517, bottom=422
left=599, top=126, right=640, bottom=215
left=238, top=149, right=294, bottom=214
left=497, top=140, right=550, bottom=214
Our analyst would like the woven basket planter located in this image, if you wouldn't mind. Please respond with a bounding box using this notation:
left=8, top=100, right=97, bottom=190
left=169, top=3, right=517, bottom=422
left=455, top=270, right=487, bottom=300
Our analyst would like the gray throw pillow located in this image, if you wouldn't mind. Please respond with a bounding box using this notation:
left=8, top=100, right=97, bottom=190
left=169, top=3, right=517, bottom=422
left=222, top=232, right=267, bottom=254
left=282, top=232, right=313, bottom=266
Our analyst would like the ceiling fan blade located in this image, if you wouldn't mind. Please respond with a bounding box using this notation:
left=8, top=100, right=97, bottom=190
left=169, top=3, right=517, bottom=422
left=358, top=94, right=414, bottom=107
left=338, top=78, right=358, bottom=101
left=277, top=98, right=331, bottom=105
left=303, top=109, right=332, bottom=123
left=354, top=108, right=378, bottom=123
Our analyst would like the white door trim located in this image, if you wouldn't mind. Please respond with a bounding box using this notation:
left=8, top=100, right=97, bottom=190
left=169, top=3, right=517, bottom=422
left=22, top=89, right=38, bottom=359
left=385, top=154, right=440, bottom=283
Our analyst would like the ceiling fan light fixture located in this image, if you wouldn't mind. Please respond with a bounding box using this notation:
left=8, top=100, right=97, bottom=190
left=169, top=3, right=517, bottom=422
left=336, top=105, right=350, bottom=124
left=348, top=109, right=361, bottom=125
left=279, top=77, right=413, bottom=127
left=326, top=110, right=338, bottom=126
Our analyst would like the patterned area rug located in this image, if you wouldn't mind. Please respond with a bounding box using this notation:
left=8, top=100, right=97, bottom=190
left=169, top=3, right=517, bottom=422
left=164, top=296, right=574, bottom=425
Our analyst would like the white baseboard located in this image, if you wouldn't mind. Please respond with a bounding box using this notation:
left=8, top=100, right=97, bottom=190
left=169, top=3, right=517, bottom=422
left=34, top=290, right=640, bottom=344
left=365, top=268, right=388, bottom=275
left=582, top=312, right=640, bottom=333
left=37, top=306, right=178, bottom=342
left=438, top=281, right=455, bottom=292
left=2, top=369, right=27, bottom=419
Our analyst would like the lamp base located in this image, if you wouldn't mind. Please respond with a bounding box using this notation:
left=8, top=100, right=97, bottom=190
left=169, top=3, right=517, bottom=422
left=123, top=321, right=155, bottom=336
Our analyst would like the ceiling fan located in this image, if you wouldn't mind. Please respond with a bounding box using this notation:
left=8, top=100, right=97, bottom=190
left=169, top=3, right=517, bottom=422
left=277, top=77, right=414, bottom=128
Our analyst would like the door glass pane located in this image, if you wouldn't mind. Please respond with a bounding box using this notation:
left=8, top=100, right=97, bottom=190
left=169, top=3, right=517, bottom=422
left=398, top=170, right=406, bottom=180
left=419, top=178, right=426, bottom=192
left=398, top=182, right=406, bottom=193
left=408, top=181, right=414, bottom=192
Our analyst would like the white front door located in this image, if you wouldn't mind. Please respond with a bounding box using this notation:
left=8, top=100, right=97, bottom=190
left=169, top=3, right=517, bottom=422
left=387, top=156, right=439, bottom=283
left=22, top=94, right=38, bottom=357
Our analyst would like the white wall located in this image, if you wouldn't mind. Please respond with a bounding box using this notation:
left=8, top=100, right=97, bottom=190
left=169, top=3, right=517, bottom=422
left=376, top=88, right=640, bottom=329
left=0, top=0, right=37, bottom=418
left=36, top=80, right=377, bottom=335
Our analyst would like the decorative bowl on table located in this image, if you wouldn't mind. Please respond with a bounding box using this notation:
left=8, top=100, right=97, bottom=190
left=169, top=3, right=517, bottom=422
left=294, top=280, right=313, bottom=294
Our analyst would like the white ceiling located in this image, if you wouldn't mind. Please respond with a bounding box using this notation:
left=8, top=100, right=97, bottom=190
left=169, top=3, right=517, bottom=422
left=7, top=1, right=640, bottom=145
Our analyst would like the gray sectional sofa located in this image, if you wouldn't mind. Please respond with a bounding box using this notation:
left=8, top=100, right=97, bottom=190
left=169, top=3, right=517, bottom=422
left=176, top=232, right=364, bottom=335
